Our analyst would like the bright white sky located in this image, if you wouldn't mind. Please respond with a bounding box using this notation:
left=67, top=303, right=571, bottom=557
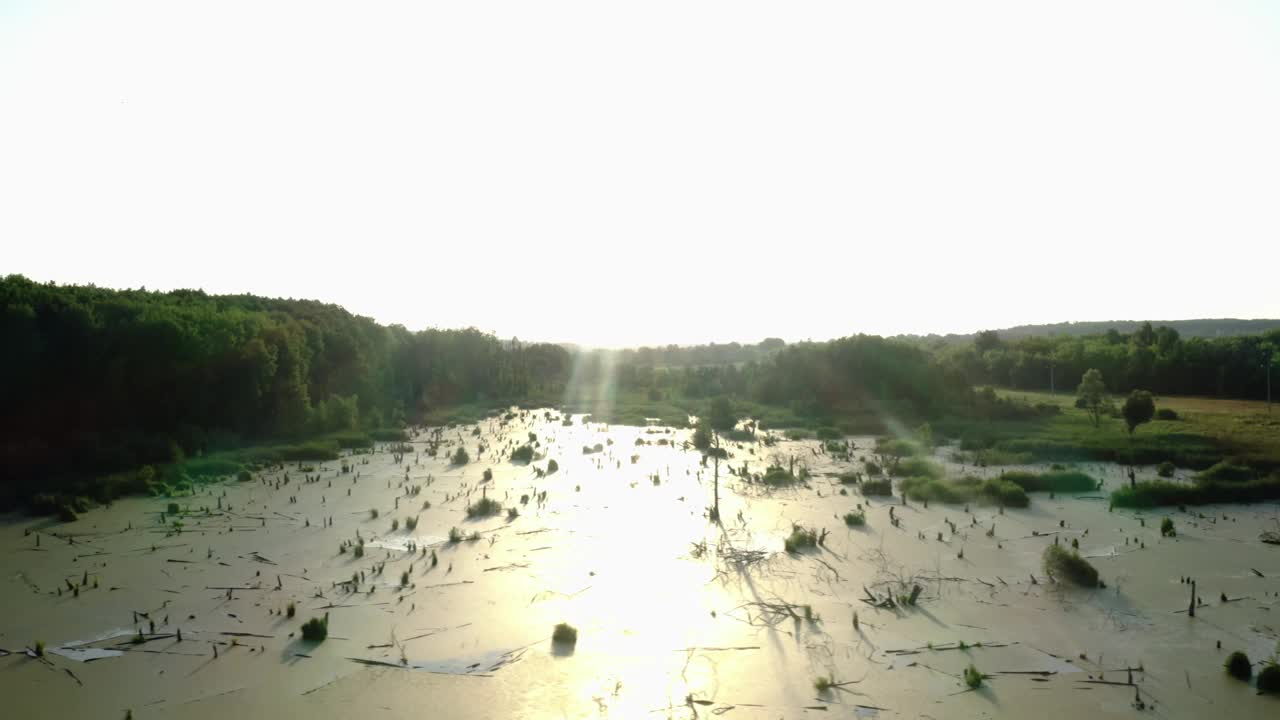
left=3, top=1, right=1279, bottom=347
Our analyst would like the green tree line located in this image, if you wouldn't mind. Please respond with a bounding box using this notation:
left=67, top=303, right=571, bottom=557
left=933, top=322, right=1279, bottom=399
left=0, top=275, right=571, bottom=507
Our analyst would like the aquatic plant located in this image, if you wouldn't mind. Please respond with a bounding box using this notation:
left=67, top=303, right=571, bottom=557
left=963, top=664, right=985, bottom=689
left=861, top=478, right=893, bottom=496
left=1042, top=544, right=1099, bottom=587
left=1224, top=651, right=1251, bottom=680
left=466, top=496, right=502, bottom=518
left=301, top=616, right=328, bottom=642
left=784, top=524, right=820, bottom=553
left=552, top=623, right=578, bottom=645
left=1258, top=662, right=1280, bottom=692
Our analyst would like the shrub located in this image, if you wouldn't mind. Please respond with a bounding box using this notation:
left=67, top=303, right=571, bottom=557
left=784, top=524, right=819, bottom=553
left=1160, top=517, right=1175, bottom=537
left=167, top=502, right=180, bottom=515
left=511, top=445, right=534, bottom=463
left=762, top=466, right=797, bottom=486
left=1111, top=476, right=1280, bottom=508
left=844, top=511, right=865, bottom=527
left=301, top=616, right=328, bottom=642
left=1157, top=461, right=1175, bottom=478
left=980, top=478, right=1029, bottom=508
left=286, top=601, right=296, bottom=619
left=1042, top=544, right=1099, bottom=587
left=330, top=431, right=374, bottom=449
left=838, top=472, right=860, bottom=484
left=861, top=478, right=893, bottom=496
left=466, top=496, right=502, bottom=518
left=1001, top=470, right=1096, bottom=493
left=448, top=526, right=464, bottom=543
left=182, top=457, right=245, bottom=478
left=1155, top=408, right=1179, bottom=421
left=552, top=623, right=578, bottom=645
left=405, top=516, right=418, bottom=531
left=547, top=459, right=559, bottom=473
left=900, top=477, right=968, bottom=504
left=863, top=460, right=881, bottom=476
left=34, top=640, right=45, bottom=657
left=1259, top=663, right=1280, bottom=693
left=506, top=507, right=519, bottom=520
left=1224, top=651, right=1251, bottom=681
left=974, top=448, right=1033, bottom=465
left=816, top=427, right=842, bottom=441
left=451, top=447, right=470, bottom=465
left=370, top=428, right=408, bottom=442
left=1196, top=461, right=1254, bottom=483
left=895, top=457, right=944, bottom=480
left=237, top=470, right=252, bottom=482
left=784, top=429, right=812, bottom=441
left=963, top=664, right=984, bottom=689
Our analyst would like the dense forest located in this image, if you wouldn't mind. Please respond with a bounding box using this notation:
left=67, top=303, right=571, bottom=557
left=0, top=275, right=571, bottom=506
left=931, top=323, right=1279, bottom=399
left=912, top=318, right=1280, bottom=343
left=4, top=277, right=1276, bottom=512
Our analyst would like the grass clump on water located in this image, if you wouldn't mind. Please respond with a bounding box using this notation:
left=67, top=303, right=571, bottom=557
left=761, top=465, right=797, bottom=486
left=1258, top=663, right=1280, bottom=693
left=466, top=496, right=502, bottom=518
left=1000, top=470, right=1097, bottom=493
left=552, top=623, right=578, bottom=646
left=963, top=664, right=985, bottom=689
left=301, top=616, right=328, bottom=642
left=1224, top=651, right=1251, bottom=681
left=784, top=524, right=820, bottom=553
left=1042, top=543, right=1099, bottom=587
left=861, top=478, right=893, bottom=496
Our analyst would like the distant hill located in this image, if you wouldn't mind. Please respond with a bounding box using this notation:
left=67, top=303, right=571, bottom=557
left=909, top=319, right=1280, bottom=343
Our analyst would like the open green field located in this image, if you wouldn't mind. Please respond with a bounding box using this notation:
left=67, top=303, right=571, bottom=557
left=939, top=388, right=1280, bottom=471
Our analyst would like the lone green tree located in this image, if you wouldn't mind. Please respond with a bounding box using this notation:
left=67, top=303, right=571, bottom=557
left=1076, top=369, right=1107, bottom=428
left=707, top=396, right=736, bottom=432
left=1122, top=390, right=1155, bottom=435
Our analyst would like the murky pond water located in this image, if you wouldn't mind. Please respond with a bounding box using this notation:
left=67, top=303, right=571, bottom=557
left=1, top=411, right=1278, bottom=718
